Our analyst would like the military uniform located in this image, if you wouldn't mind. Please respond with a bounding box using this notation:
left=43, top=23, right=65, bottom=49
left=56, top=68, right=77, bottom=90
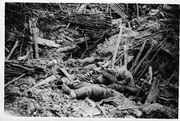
left=61, top=67, right=138, bottom=101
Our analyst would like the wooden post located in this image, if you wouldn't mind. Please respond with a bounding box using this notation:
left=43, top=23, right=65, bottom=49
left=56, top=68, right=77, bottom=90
left=29, top=18, right=39, bottom=58
left=124, top=45, right=128, bottom=70
left=32, top=28, right=39, bottom=58
left=128, top=22, right=131, bottom=29
left=148, top=66, right=153, bottom=84
left=136, top=4, right=139, bottom=19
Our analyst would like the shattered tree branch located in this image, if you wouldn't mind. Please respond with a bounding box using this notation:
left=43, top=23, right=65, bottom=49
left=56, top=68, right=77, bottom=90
left=6, top=28, right=26, bottom=60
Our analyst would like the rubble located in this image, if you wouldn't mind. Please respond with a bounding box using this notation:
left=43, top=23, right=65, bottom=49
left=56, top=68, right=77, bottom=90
left=4, top=3, right=179, bottom=118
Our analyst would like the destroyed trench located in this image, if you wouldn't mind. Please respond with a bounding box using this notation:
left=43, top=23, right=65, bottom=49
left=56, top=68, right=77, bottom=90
left=4, top=3, right=179, bottom=118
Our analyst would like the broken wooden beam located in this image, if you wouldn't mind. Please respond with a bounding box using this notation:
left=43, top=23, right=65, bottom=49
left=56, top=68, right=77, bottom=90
left=76, top=36, right=90, bottom=44
left=112, top=22, right=123, bottom=69
left=6, top=28, right=25, bottom=60
left=110, top=3, right=128, bottom=18
left=123, top=45, right=128, bottom=69
left=56, top=45, right=76, bottom=53
left=133, top=46, right=153, bottom=75
left=59, top=67, right=74, bottom=82
left=76, top=3, right=87, bottom=13
left=36, top=37, right=60, bottom=48
left=5, top=74, right=26, bottom=88
left=136, top=4, right=139, bottom=19
left=6, top=40, right=20, bottom=60
left=130, top=40, right=147, bottom=72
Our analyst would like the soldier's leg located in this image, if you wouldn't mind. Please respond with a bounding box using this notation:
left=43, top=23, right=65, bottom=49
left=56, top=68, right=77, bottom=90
left=74, top=85, right=114, bottom=101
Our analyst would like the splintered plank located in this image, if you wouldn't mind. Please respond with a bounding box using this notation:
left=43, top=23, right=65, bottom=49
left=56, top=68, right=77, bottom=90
left=112, top=22, right=123, bottom=69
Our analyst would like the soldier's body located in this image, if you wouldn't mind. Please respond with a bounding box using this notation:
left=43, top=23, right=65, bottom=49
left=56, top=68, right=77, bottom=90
left=61, top=66, right=138, bottom=101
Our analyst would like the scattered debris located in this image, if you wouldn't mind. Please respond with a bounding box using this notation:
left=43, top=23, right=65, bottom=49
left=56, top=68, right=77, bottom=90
left=4, top=3, right=179, bottom=118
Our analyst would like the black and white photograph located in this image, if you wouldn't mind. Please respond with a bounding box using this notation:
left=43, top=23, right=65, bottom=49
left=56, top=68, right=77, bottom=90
left=3, top=0, right=179, bottom=119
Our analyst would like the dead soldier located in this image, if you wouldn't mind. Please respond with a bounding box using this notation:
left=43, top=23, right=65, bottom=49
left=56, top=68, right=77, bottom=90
left=60, top=66, right=138, bottom=101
